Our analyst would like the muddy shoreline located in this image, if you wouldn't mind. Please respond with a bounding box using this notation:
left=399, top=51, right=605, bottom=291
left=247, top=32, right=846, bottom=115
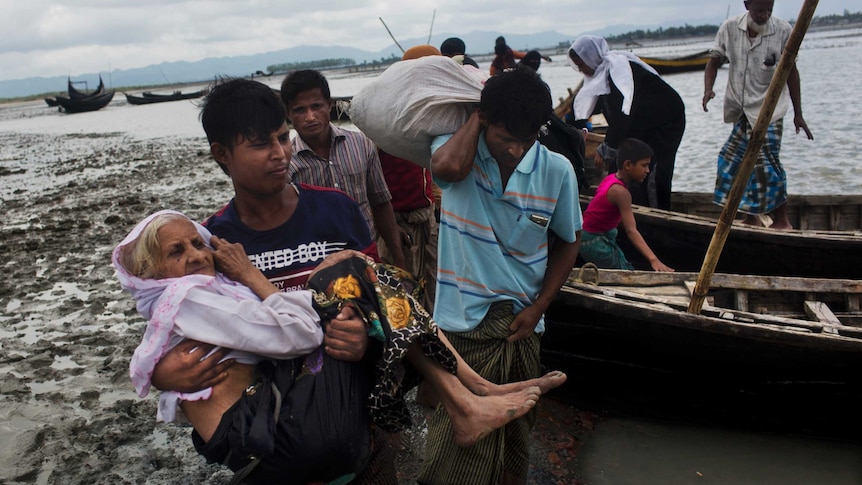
left=0, top=125, right=594, bottom=484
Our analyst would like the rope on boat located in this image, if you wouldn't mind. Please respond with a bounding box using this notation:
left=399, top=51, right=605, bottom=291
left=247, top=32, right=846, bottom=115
left=575, top=263, right=600, bottom=286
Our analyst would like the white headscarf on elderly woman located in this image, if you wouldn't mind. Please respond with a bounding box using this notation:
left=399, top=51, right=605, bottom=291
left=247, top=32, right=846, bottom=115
left=112, top=210, right=321, bottom=422
left=568, top=35, right=657, bottom=121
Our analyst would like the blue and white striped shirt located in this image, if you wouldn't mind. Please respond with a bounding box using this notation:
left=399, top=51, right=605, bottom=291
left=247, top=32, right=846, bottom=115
left=431, top=132, right=582, bottom=333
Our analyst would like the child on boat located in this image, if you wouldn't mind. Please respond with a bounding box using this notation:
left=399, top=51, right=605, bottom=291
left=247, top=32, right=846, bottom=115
left=580, top=138, right=674, bottom=272
left=113, top=210, right=564, bottom=484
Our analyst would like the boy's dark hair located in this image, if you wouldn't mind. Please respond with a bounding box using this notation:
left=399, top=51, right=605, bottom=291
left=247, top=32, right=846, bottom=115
left=440, top=37, right=466, bottom=56
left=199, top=78, right=286, bottom=174
left=280, top=70, right=331, bottom=108
left=618, top=138, right=654, bottom=166
left=479, top=66, right=552, bottom=140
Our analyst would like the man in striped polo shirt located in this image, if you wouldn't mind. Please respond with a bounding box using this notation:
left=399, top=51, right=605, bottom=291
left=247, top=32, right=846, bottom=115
left=280, top=69, right=406, bottom=270
left=420, top=66, right=582, bottom=485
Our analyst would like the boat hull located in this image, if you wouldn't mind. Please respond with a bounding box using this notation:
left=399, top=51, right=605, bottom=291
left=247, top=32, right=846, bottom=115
left=55, top=91, right=115, bottom=113
left=581, top=193, right=862, bottom=279
left=544, top=270, right=862, bottom=385
left=125, top=90, right=206, bottom=105
left=638, top=50, right=713, bottom=75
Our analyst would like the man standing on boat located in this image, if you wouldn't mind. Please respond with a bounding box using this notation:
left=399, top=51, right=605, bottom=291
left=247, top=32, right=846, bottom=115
left=703, top=0, right=813, bottom=229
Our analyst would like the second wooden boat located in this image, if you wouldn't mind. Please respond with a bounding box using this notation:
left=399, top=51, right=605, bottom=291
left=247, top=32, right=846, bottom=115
left=583, top=193, right=862, bottom=279
left=637, top=50, right=713, bottom=75
left=124, top=90, right=206, bottom=105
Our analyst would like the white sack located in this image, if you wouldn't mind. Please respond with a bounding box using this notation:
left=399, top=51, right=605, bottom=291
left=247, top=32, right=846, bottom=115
left=350, top=56, right=485, bottom=168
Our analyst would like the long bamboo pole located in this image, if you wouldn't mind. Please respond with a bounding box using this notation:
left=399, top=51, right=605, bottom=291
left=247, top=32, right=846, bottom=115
left=379, top=17, right=406, bottom=54
left=427, top=9, right=436, bottom=44
left=687, top=0, right=819, bottom=314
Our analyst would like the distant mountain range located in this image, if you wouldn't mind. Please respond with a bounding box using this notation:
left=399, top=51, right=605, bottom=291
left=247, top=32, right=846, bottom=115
left=0, top=26, right=653, bottom=99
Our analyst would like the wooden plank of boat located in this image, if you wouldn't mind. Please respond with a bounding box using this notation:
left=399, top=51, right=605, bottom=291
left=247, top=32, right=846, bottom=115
left=124, top=90, right=206, bottom=105
left=580, top=194, right=862, bottom=279
left=543, top=268, right=862, bottom=386
left=637, top=50, right=713, bottom=75
left=669, top=191, right=862, bottom=232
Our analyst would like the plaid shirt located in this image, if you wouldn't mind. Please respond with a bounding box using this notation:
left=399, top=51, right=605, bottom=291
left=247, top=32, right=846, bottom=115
left=290, top=124, right=392, bottom=238
left=710, top=13, right=792, bottom=125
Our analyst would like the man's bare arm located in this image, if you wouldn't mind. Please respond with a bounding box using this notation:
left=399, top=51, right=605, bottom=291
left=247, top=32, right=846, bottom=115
left=507, top=235, right=581, bottom=342
left=702, top=56, right=723, bottom=112
left=431, top=111, right=482, bottom=182
left=786, top=64, right=813, bottom=140
left=372, top=201, right=406, bottom=269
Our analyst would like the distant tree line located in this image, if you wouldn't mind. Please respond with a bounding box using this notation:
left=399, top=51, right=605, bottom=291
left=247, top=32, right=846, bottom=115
left=264, top=53, right=404, bottom=75
left=798, top=10, right=862, bottom=27
left=606, top=10, right=861, bottom=43
left=266, top=58, right=357, bottom=75
left=607, top=24, right=718, bottom=43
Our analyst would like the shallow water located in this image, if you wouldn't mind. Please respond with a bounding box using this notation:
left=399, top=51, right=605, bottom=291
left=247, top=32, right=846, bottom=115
left=3, top=27, right=860, bottom=197
left=539, top=27, right=862, bottom=195
left=578, top=418, right=862, bottom=485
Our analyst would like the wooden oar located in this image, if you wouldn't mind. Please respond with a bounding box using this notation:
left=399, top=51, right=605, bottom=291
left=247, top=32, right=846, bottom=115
left=688, top=0, right=820, bottom=314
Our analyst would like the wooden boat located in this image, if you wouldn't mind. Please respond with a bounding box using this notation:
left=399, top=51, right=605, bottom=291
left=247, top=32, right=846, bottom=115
left=124, top=89, right=206, bottom=105
left=68, top=76, right=105, bottom=100
left=588, top=193, right=862, bottom=279
left=44, top=97, right=59, bottom=107
left=638, top=50, right=713, bottom=75
left=542, top=267, right=862, bottom=437
left=54, top=90, right=115, bottom=113
left=544, top=268, right=862, bottom=386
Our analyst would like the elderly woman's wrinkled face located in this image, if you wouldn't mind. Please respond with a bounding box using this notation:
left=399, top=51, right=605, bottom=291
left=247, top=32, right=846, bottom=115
left=568, top=50, right=595, bottom=76
left=154, top=219, right=216, bottom=278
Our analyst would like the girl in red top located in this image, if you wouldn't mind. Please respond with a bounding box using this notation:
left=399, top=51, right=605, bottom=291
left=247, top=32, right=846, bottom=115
left=580, top=138, right=674, bottom=272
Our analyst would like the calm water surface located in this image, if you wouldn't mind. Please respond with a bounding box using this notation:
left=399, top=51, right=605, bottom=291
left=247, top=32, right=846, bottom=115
left=2, top=28, right=860, bottom=196
left=536, top=27, right=862, bottom=195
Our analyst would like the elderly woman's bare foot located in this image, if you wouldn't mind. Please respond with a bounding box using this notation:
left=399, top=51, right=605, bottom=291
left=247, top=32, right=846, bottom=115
left=468, top=371, right=567, bottom=397
left=448, top=386, right=541, bottom=447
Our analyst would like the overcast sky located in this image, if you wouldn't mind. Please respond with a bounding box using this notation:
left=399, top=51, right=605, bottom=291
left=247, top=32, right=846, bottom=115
left=0, top=0, right=855, bottom=82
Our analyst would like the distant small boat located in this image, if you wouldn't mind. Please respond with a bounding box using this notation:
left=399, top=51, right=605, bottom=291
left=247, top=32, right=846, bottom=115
left=55, top=90, right=115, bottom=113
left=638, top=50, right=713, bottom=75
left=124, top=89, right=207, bottom=105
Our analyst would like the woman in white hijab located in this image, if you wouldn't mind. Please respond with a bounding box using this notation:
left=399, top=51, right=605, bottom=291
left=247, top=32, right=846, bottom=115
left=568, top=35, right=686, bottom=211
